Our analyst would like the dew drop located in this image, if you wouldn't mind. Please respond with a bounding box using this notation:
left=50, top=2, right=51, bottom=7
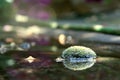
left=57, top=46, right=96, bottom=71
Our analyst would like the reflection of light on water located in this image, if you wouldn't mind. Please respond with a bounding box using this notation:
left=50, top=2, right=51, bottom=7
left=15, top=25, right=46, bottom=38
left=0, top=45, right=8, bottom=54
left=58, top=34, right=66, bottom=45
left=55, top=57, right=64, bottom=62
left=19, top=42, right=31, bottom=50
left=96, top=57, right=119, bottom=63
left=0, top=42, right=32, bottom=54
left=51, top=46, right=58, bottom=52
left=6, top=59, right=15, bottom=66
left=70, top=57, right=96, bottom=63
left=24, top=56, right=36, bottom=63
left=62, top=24, right=70, bottom=29
left=26, top=26, right=41, bottom=35
left=58, top=34, right=74, bottom=45
left=3, top=25, right=13, bottom=32
left=15, top=14, right=28, bottom=22
left=50, top=22, right=58, bottom=28
left=10, top=42, right=16, bottom=48
left=66, top=35, right=74, bottom=44
left=93, top=24, right=103, bottom=31
left=6, top=0, right=14, bottom=3
left=26, top=69, right=34, bottom=73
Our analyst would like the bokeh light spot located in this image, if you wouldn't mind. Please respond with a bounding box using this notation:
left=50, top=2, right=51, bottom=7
left=93, top=24, right=103, bottom=31
left=6, top=0, right=14, bottom=3
left=3, top=25, right=13, bottom=32
left=6, top=59, right=15, bottom=66
left=50, top=22, right=58, bottom=28
left=58, top=34, right=66, bottom=45
left=24, top=56, right=36, bottom=63
left=15, top=14, right=28, bottom=22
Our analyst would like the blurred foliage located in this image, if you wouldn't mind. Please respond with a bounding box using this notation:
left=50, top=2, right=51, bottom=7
left=0, top=0, right=16, bottom=25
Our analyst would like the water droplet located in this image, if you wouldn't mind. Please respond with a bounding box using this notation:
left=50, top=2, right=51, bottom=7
left=56, top=46, right=96, bottom=71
